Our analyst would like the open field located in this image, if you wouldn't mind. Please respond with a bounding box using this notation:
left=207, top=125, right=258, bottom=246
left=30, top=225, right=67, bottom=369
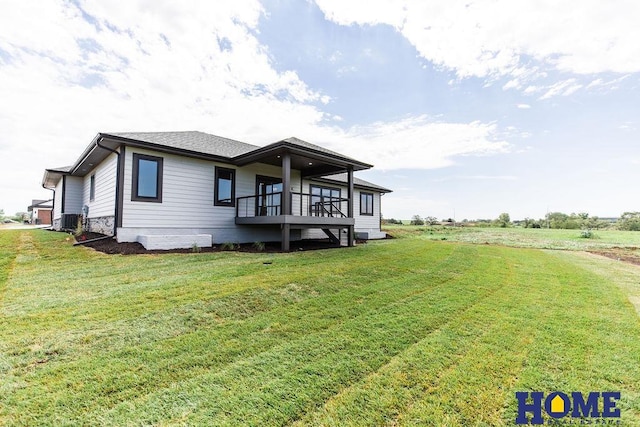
left=385, top=224, right=640, bottom=250
left=1, top=229, right=640, bottom=425
left=386, top=225, right=640, bottom=266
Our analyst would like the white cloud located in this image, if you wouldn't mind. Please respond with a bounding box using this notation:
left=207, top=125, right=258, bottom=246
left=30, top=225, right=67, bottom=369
left=539, top=79, right=583, bottom=100
left=0, top=0, right=324, bottom=212
left=517, top=104, right=531, bottom=109
left=315, top=116, right=510, bottom=170
left=314, top=0, right=640, bottom=90
left=432, top=175, right=518, bottom=183
left=0, top=0, right=512, bottom=214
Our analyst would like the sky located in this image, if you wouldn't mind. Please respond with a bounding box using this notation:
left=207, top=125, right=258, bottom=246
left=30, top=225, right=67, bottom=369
left=1, top=0, right=639, bottom=221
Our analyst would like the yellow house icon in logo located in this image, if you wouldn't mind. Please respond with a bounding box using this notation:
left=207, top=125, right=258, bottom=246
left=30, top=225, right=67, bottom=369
left=550, top=395, right=565, bottom=413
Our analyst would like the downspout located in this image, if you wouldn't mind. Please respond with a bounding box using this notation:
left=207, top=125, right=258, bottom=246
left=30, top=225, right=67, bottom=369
left=96, top=137, right=122, bottom=238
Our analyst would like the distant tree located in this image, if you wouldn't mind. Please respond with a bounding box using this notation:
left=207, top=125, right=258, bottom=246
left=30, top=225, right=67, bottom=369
left=494, top=213, right=511, bottom=228
left=0, top=209, right=4, bottom=221
left=618, top=212, right=640, bottom=231
left=410, top=215, right=425, bottom=226
left=547, top=212, right=569, bottom=229
left=424, top=216, right=439, bottom=225
left=572, top=212, right=602, bottom=230
left=382, top=218, right=403, bottom=225
left=12, top=212, right=27, bottom=222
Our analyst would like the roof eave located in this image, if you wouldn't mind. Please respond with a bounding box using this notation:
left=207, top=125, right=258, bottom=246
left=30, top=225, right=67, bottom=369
left=42, top=168, right=69, bottom=189
left=233, top=141, right=372, bottom=171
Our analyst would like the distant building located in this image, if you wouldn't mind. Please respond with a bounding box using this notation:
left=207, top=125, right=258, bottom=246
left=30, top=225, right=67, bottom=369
left=28, top=199, right=53, bottom=225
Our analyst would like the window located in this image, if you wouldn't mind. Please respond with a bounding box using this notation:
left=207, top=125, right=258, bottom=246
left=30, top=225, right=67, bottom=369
left=256, top=175, right=282, bottom=216
left=215, top=167, right=236, bottom=206
left=360, top=192, right=374, bottom=216
left=89, top=174, right=96, bottom=202
left=310, top=185, right=342, bottom=216
left=132, top=153, right=163, bottom=202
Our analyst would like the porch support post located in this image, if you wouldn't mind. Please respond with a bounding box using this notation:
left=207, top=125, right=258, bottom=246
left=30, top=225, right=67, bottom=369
left=281, top=224, right=290, bottom=252
left=282, top=152, right=291, bottom=251
left=347, top=165, right=355, bottom=247
left=282, top=152, right=291, bottom=215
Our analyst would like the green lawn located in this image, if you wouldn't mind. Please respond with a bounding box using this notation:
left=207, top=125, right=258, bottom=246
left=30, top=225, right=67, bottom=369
left=1, top=229, right=640, bottom=425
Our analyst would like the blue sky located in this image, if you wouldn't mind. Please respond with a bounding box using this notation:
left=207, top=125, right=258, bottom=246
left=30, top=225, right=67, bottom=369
left=0, top=0, right=638, bottom=220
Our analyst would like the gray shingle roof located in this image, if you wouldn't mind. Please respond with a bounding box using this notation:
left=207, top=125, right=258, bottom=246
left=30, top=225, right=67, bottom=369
left=44, top=131, right=391, bottom=193
left=105, top=131, right=259, bottom=158
left=315, top=172, right=392, bottom=193
left=281, top=137, right=362, bottom=163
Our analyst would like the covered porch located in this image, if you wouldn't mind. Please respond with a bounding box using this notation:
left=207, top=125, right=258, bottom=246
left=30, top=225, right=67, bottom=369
left=233, top=137, right=371, bottom=251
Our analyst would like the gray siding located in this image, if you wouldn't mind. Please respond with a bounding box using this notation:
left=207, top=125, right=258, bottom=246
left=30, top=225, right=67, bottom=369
left=64, top=176, right=83, bottom=214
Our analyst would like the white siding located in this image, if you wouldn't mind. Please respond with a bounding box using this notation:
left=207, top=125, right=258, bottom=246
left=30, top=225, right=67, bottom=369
left=354, top=190, right=381, bottom=230
left=53, top=178, right=63, bottom=220
left=355, top=190, right=385, bottom=239
left=83, top=153, right=117, bottom=218
left=64, top=176, right=83, bottom=214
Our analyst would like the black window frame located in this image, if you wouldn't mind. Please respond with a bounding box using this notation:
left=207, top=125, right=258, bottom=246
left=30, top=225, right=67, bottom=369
left=360, top=192, right=374, bottom=216
left=89, top=174, right=96, bottom=202
left=214, top=167, right=236, bottom=207
left=132, top=153, right=163, bottom=203
left=310, top=184, right=342, bottom=216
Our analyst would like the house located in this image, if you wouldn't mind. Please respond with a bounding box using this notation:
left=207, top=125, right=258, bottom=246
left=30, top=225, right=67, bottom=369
left=42, top=131, right=392, bottom=251
left=27, top=199, right=53, bottom=225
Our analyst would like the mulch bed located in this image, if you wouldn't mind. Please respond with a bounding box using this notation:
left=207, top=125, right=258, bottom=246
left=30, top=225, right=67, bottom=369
left=74, top=232, right=354, bottom=255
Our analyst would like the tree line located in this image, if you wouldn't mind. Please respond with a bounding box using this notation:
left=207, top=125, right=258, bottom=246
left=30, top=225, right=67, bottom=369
left=383, top=211, right=640, bottom=231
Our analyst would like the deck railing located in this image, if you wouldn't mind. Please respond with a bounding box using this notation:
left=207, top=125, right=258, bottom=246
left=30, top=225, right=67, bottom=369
left=236, top=192, right=349, bottom=218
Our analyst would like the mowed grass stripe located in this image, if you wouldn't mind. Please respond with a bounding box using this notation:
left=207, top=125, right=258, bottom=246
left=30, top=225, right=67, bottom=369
left=2, top=231, right=444, bottom=321
left=292, top=247, right=640, bottom=426
left=290, top=244, right=525, bottom=426
left=0, top=230, right=21, bottom=306
left=2, top=236, right=459, bottom=361
left=90, top=246, right=508, bottom=425
left=4, top=243, right=477, bottom=424
left=2, top=233, right=472, bottom=424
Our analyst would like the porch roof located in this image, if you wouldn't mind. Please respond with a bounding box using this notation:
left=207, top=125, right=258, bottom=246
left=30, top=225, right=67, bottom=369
left=233, top=137, right=372, bottom=177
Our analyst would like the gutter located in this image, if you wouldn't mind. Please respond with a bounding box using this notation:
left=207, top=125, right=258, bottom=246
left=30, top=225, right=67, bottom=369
left=96, top=137, right=122, bottom=238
